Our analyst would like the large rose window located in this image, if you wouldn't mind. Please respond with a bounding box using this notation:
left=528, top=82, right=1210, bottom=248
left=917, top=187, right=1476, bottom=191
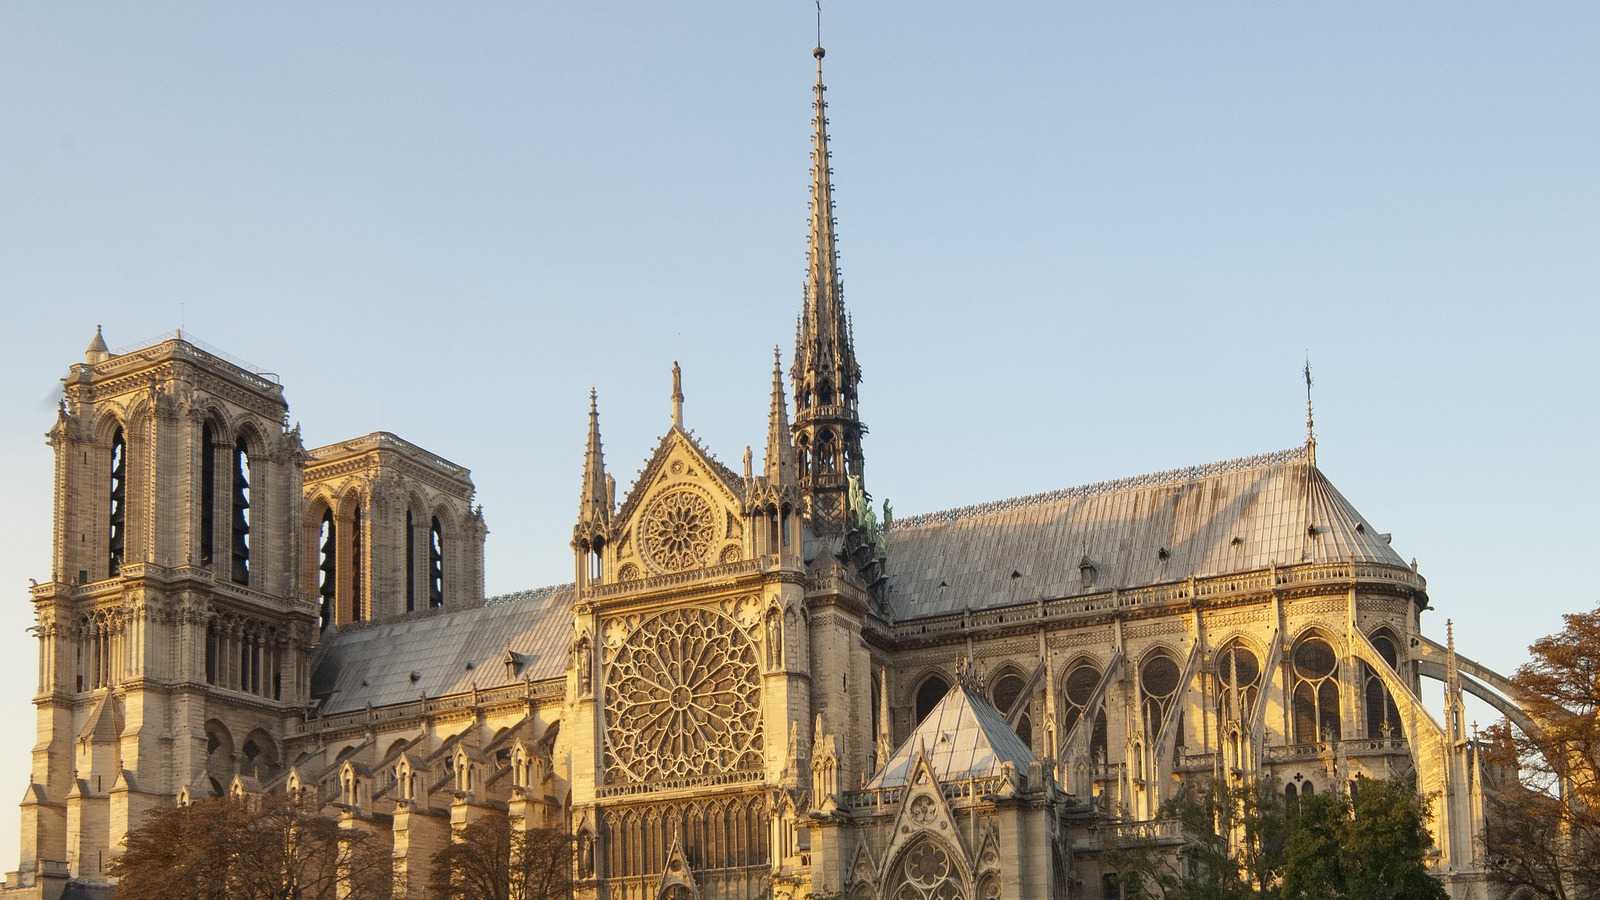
left=604, top=607, right=763, bottom=785
left=639, top=489, right=717, bottom=573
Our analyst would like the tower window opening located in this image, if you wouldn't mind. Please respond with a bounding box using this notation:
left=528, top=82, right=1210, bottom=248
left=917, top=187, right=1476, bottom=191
left=230, top=439, right=251, bottom=585
left=405, top=509, right=416, bottom=613
left=200, top=424, right=216, bottom=566
left=429, top=517, right=444, bottom=608
left=108, top=427, right=126, bottom=577
left=350, top=506, right=363, bottom=622
left=588, top=541, right=603, bottom=584
left=317, top=509, right=335, bottom=630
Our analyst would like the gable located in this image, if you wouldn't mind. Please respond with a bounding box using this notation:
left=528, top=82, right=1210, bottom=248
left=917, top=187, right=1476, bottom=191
left=611, top=430, right=747, bottom=580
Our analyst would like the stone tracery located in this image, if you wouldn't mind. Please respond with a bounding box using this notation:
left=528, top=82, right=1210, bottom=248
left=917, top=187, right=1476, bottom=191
left=638, top=488, right=717, bottom=574
left=603, top=607, right=763, bottom=786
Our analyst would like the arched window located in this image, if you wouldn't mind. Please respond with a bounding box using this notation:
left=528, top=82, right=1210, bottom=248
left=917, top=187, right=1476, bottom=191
left=888, top=837, right=965, bottom=900
left=405, top=509, right=416, bottom=613
left=317, top=509, right=336, bottom=630
left=1140, top=653, right=1181, bottom=742
left=1215, top=640, right=1262, bottom=725
left=1285, top=781, right=1299, bottom=817
left=1292, top=636, right=1341, bottom=743
left=990, top=670, right=1032, bottom=746
left=350, top=506, right=363, bottom=622
left=429, top=516, right=445, bottom=608
left=230, top=438, right=251, bottom=585
left=914, top=674, right=950, bottom=725
left=1364, top=631, right=1403, bottom=739
left=200, top=423, right=216, bottom=566
left=108, top=427, right=126, bottom=577
left=1061, top=662, right=1109, bottom=764
left=816, top=429, right=837, bottom=475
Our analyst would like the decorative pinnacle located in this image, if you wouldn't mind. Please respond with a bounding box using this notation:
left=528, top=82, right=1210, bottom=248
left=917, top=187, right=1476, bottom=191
left=671, top=361, right=684, bottom=428
left=577, top=388, right=609, bottom=526
left=1303, top=356, right=1317, bottom=466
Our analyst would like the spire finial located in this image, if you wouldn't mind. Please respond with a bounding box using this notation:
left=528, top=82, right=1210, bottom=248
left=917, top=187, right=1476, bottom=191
left=815, top=0, right=823, bottom=56
left=671, top=361, right=684, bottom=428
left=85, top=324, right=111, bottom=363
left=1303, top=355, right=1317, bottom=466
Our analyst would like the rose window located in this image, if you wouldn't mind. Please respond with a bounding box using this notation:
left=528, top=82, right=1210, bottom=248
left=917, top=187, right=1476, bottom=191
left=639, top=489, right=717, bottom=573
left=891, top=838, right=966, bottom=900
left=604, top=607, right=763, bottom=785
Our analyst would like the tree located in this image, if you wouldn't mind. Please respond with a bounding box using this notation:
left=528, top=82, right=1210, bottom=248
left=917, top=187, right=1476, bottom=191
left=426, top=816, right=572, bottom=900
left=110, top=795, right=390, bottom=900
left=1110, top=775, right=1445, bottom=900
left=1484, top=604, right=1600, bottom=900
left=1105, top=777, right=1288, bottom=900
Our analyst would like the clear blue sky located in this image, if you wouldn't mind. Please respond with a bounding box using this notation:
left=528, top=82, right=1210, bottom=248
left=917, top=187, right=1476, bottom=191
left=1, top=1, right=1596, bottom=870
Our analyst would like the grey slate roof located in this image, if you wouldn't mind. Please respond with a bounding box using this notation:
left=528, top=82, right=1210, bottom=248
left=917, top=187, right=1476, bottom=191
left=311, top=583, right=573, bottom=715
left=883, top=446, right=1405, bottom=618
left=866, top=681, right=1035, bottom=789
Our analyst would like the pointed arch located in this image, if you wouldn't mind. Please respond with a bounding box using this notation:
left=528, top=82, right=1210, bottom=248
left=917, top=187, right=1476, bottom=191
left=884, top=834, right=970, bottom=900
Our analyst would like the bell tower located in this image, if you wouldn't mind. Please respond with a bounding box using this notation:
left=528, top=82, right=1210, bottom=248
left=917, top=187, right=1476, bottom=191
left=791, top=44, right=866, bottom=534
left=23, top=329, right=316, bottom=890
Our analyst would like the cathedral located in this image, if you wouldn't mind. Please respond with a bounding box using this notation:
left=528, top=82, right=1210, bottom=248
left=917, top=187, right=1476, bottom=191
left=3, top=43, right=1529, bottom=900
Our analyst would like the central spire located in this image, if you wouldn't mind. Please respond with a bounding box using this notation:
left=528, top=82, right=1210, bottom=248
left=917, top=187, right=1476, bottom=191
left=792, top=41, right=866, bottom=533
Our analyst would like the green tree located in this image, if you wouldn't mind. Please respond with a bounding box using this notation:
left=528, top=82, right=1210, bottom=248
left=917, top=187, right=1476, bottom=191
left=1106, top=777, right=1287, bottom=900
left=426, top=816, right=572, bottom=900
left=1282, top=791, right=1344, bottom=900
left=1342, top=777, right=1447, bottom=900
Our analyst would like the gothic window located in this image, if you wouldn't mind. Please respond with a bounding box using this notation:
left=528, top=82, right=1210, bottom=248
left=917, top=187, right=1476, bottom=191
left=990, top=670, right=1032, bottom=746
left=405, top=509, right=416, bottom=613
left=1139, top=652, right=1182, bottom=742
left=1215, top=641, right=1262, bottom=725
left=915, top=674, right=950, bottom=725
left=200, top=423, right=216, bottom=566
left=817, top=429, right=837, bottom=475
left=602, top=608, right=763, bottom=785
left=350, top=506, right=363, bottom=622
left=108, top=427, right=126, bottom=577
left=888, top=837, right=966, bottom=900
left=1364, top=630, right=1403, bottom=739
left=1292, top=636, right=1341, bottom=743
left=230, top=438, right=251, bottom=585
left=429, top=516, right=445, bottom=607
left=317, top=509, right=336, bottom=630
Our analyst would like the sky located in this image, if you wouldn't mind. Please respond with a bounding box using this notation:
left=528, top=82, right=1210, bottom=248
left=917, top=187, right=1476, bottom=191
left=1, top=0, right=1597, bottom=874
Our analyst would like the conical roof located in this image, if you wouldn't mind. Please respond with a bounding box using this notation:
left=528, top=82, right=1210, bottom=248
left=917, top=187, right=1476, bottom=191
left=865, top=680, right=1034, bottom=789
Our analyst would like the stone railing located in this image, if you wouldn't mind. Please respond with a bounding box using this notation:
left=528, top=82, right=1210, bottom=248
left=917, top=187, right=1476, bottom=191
left=887, top=561, right=1425, bottom=643
left=97, top=333, right=281, bottom=393
left=290, top=679, right=562, bottom=736
left=1265, top=737, right=1409, bottom=763
left=841, top=774, right=1010, bottom=815
left=586, top=559, right=764, bottom=600
left=1075, top=818, right=1185, bottom=851
left=595, top=768, right=764, bottom=799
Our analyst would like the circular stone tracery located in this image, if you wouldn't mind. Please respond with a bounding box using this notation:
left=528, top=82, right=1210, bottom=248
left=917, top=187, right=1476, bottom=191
left=603, top=607, right=763, bottom=785
left=639, top=488, right=717, bottom=573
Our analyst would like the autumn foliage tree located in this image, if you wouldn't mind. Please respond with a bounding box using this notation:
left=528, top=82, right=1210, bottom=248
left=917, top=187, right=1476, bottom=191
left=426, top=816, right=572, bottom=900
left=108, top=795, right=390, bottom=900
left=1484, top=605, right=1600, bottom=899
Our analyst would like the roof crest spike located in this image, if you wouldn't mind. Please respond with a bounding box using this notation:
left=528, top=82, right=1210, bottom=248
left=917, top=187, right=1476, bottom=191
left=1303, top=356, right=1317, bottom=467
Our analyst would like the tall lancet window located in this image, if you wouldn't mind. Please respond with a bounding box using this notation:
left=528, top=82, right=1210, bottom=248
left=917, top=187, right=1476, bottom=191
left=429, top=516, right=445, bottom=608
left=405, top=509, right=416, bottom=613
left=108, top=427, right=126, bottom=577
left=230, top=438, right=251, bottom=585
left=317, top=509, right=336, bottom=629
left=350, top=506, right=363, bottom=622
left=201, top=424, right=216, bottom=566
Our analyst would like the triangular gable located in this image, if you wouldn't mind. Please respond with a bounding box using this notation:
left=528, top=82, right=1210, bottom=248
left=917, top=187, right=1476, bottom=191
left=866, top=682, right=1034, bottom=789
left=655, top=835, right=700, bottom=899
left=612, top=429, right=747, bottom=578
left=77, top=691, right=122, bottom=743
left=880, top=749, right=972, bottom=879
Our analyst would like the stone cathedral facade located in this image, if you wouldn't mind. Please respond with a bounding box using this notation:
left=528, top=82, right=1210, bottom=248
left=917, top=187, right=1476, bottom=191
left=4, top=45, right=1530, bottom=900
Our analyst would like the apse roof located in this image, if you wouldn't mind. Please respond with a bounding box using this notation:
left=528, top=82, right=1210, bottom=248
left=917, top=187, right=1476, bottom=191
left=865, top=681, right=1035, bottom=789
left=310, top=583, right=573, bottom=715
left=882, top=445, right=1406, bottom=618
